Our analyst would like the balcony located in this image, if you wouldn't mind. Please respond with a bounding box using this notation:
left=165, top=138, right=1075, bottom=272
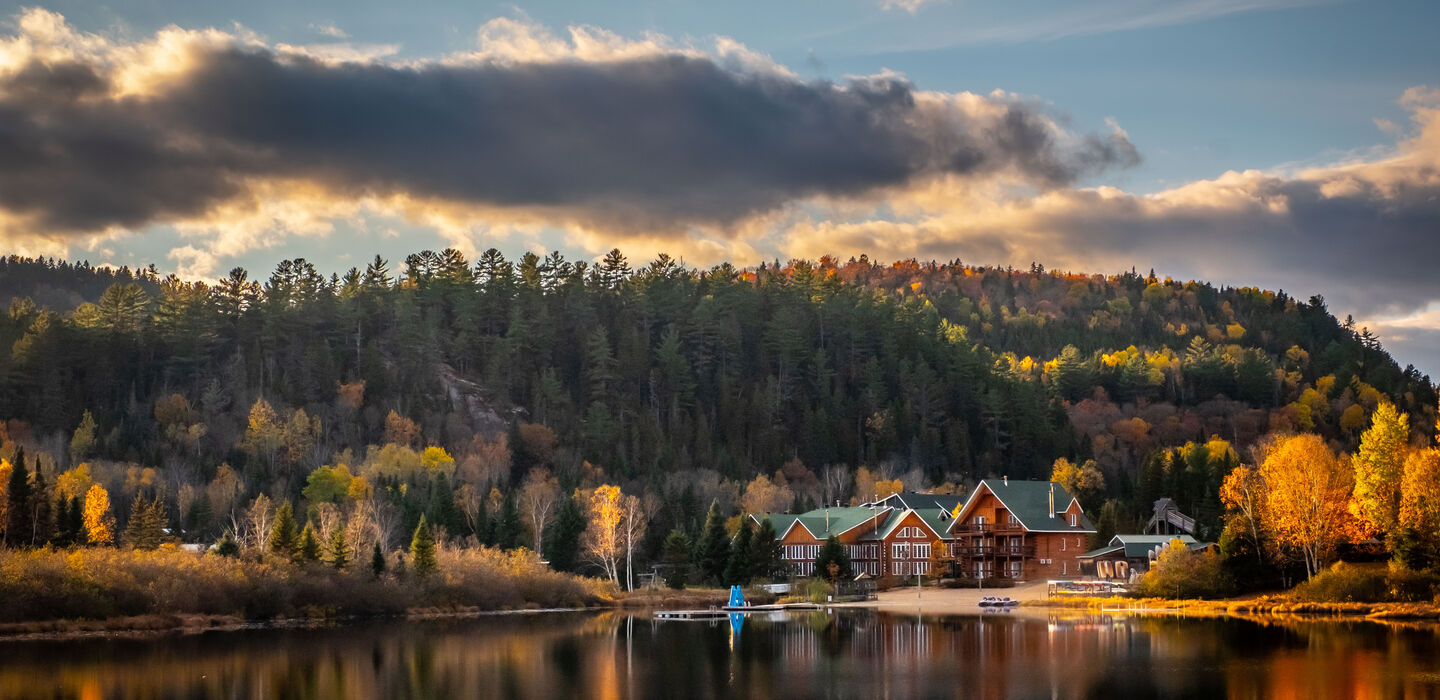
left=947, top=544, right=1035, bottom=558
left=950, top=522, right=1024, bottom=536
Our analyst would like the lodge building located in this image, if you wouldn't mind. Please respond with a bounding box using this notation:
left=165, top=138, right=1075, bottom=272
left=754, top=479, right=1096, bottom=583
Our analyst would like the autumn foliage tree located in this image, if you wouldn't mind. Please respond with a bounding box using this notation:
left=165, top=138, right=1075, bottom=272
left=1351, top=401, right=1411, bottom=542
left=1256, top=434, right=1355, bottom=578
left=82, top=483, right=114, bottom=545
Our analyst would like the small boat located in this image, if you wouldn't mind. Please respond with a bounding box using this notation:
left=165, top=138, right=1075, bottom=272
left=977, top=596, right=1018, bottom=608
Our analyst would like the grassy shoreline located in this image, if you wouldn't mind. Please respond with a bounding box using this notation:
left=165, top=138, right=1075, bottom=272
left=1032, top=595, right=1440, bottom=622
left=0, top=545, right=613, bottom=640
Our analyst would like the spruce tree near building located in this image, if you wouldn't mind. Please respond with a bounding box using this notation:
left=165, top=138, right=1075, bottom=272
left=725, top=518, right=754, bottom=585
left=750, top=518, right=785, bottom=580
left=215, top=530, right=240, bottom=557
left=698, top=502, right=730, bottom=584
left=813, top=536, right=853, bottom=582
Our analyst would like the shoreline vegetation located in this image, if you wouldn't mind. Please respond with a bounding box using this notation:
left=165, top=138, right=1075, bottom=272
left=1033, top=595, right=1440, bottom=623
left=0, top=545, right=612, bottom=640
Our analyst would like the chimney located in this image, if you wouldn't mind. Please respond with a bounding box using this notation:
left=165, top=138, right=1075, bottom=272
left=1003, top=475, right=1008, bottom=486
left=1049, top=483, right=1055, bottom=518
left=826, top=507, right=830, bottom=532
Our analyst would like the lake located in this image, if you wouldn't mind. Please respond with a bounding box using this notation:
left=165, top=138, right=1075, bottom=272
left=2, top=609, right=1439, bottom=698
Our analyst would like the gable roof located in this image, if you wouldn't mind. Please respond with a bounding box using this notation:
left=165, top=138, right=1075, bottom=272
left=1078, top=534, right=1212, bottom=559
left=864, top=491, right=967, bottom=515
left=951, top=479, right=1096, bottom=534
left=865, top=507, right=945, bottom=541
left=755, top=507, right=894, bottom=541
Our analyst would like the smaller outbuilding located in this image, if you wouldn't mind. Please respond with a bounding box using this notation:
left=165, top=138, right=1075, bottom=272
left=1076, top=534, right=1215, bottom=582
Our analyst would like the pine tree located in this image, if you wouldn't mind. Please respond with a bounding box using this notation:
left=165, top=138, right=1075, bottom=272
left=543, top=492, right=586, bottom=572
left=698, top=502, right=730, bottom=584
left=496, top=489, right=521, bottom=549
left=661, top=528, right=690, bottom=589
left=6, top=449, right=31, bottom=547
left=269, top=502, right=299, bottom=558
left=750, top=517, right=784, bottom=580
left=123, top=495, right=166, bottom=550
left=370, top=542, right=387, bottom=578
left=298, top=522, right=321, bottom=562
left=724, top=519, right=754, bottom=585
left=812, top=535, right=852, bottom=582
left=328, top=527, right=350, bottom=569
left=29, top=468, right=52, bottom=547
left=215, top=529, right=240, bottom=557
left=410, top=515, right=437, bottom=576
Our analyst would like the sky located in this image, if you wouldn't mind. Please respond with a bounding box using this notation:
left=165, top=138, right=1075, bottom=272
left=0, top=0, right=1437, bottom=374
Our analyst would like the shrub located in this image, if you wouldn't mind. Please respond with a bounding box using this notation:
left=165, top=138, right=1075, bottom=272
left=0, top=545, right=607, bottom=624
left=1133, top=542, right=1233, bottom=599
left=1292, top=562, right=1390, bottom=602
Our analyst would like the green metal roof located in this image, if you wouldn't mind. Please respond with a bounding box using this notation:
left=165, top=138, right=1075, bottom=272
left=958, top=479, right=1096, bottom=533
left=1078, top=535, right=1210, bottom=559
left=759, top=507, right=892, bottom=540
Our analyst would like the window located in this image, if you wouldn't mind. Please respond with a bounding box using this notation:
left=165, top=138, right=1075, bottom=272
left=914, top=544, right=931, bottom=559
left=973, top=516, right=987, bottom=525
left=1009, top=560, right=1022, bottom=578
left=1008, top=513, right=1020, bottom=526
left=1061, top=538, right=1067, bottom=552
left=892, top=543, right=911, bottom=559
left=1063, top=561, right=1068, bottom=575
left=1069, top=514, right=1078, bottom=527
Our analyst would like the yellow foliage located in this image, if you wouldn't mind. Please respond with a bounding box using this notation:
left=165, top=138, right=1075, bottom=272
left=1258, top=434, right=1354, bottom=577
left=420, top=446, right=456, bottom=476
left=56, top=464, right=94, bottom=500
left=1225, top=323, right=1246, bottom=340
left=83, top=483, right=115, bottom=546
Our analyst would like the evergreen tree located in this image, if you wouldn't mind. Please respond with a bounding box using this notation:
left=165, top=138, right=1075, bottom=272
left=123, top=495, right=166, bottom=550
left=812, top=535, right=852, bottom=582
left=298, top=522, right=321, bottom=562
left=215, top=529, right=240, bottom=557
left=67, top=496, right=83, bottom=545
left=750, top=518, right=785, bottom=580
left=724, top=519, right=754, bottom=585
left=6, top=449, right=32, bottom=547
left=370, top=542, right=387, bottom=578
left=328, top=527, right=351, bottom=569
left=29, top=468, right=52, bottom=546
left=543, top=492, right=586, bottom=572
left=410, top=515, right=438, bottom=576
left=698, top=502, right=730, bottom=584
left=269, top=502, right=300, bottom=558
left=495, top=489, right=521, bottom=550
left=661, top=527, right=691, bottom=589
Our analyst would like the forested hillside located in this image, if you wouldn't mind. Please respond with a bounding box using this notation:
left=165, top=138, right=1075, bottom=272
left=0, top=251, right=1432, bottom=566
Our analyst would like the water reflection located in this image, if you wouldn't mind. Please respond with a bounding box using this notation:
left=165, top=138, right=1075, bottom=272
left=2, top=610, right=1439, bottom=698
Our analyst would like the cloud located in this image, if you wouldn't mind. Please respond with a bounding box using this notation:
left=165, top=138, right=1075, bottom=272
left=865, top=0, right=1326, bottom=52
left=778, top=86, right=1440, bottom=326
left=0, top=9, right=1136, bottom=260
left=879, top=0, right=945, bottom=14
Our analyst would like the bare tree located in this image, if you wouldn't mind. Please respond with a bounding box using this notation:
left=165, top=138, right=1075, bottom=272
left=520, top=468, right=561, bottom=552
left=822, top=464, right=850, bottom=507
left=455, top=483, right=483, bottom=536
left=622, top=493, right=656, bottom=592
left=241, top=493, right=273, bottom=553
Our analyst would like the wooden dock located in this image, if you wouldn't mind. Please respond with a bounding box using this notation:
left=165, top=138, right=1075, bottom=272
left=653, top=603, right=823, bottom=619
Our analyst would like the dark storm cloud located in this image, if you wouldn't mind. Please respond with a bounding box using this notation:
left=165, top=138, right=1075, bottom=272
left=0, top=44, right=1138, bottom=235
